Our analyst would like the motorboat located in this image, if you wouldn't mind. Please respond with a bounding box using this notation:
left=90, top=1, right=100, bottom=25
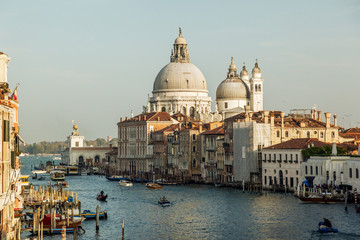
left=50, top=170, right=66, bottom=181
left=146, top=183, right=163, bottom=189
left=158, top=196, right=170, bottom=206
left=31, top=170, right=47, bottom=174
left=107, top=175, right=127, bottom=181
left=119, top=180, right=133, bottom=187
left=80, top=209, right=108, bottom=219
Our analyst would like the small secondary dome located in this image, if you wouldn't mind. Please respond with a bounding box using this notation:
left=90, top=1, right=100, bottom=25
left=252, top=60, right=261, bottom=74
left=216, top=58, right=250, bottom=100
left=240, top=65, right=249, bottom=77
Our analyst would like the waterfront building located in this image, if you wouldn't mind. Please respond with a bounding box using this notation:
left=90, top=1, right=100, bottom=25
left=0, top=51, right=22, bottom=239
left=216, top=58, right=263, bottom=119
left=262, top=138, right=328, bottom=191
left=339, top=127, right=360, bottom=145
left=302, top=153, right=360, bottom=192
left=61, top=125, right=111, bottom=169
left=223, top=109, right=344, bottom=184
left=146, top=28, right=212, bottom=122
left=105, top=146, right=118, bottom=176
left=117, top=112, right=176, bottom=178
left=201, top=124, right=224, bottom=183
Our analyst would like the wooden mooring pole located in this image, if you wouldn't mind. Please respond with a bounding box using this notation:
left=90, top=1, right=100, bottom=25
left=96, top=205, right=100, bottom=232
left=122, top=219, right=125, bottom=240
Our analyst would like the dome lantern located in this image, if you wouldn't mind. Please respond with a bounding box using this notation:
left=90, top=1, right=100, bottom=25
left=252, top=59, right=262, bottom=78
left=171, top=27, right=190, bottom=63
left=227, top=57, right=238, bottom=78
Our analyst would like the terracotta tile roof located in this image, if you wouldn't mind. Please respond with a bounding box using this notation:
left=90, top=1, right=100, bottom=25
left=343, top=127, right=360, bottom=134
left=337, top=143, right=358, bottom=152
left=202, top=125, right=224, bottom=135
left=153, top=124, right=180, bottom=134
left=120, top=112, right=173, bottom=123
left=264, top=138, right=329, bottom=150
left=171, top=113, right=198, bottom=123
left=339, top=133, right=357, bottom=139
left=225, top=111, right=339, bottom=129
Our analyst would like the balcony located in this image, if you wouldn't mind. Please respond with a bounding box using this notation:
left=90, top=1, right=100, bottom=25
left=205, top=146, right=217, bottom=151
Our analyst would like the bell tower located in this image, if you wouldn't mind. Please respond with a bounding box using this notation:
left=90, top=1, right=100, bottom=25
left=250, top=60, right=264, bottom=112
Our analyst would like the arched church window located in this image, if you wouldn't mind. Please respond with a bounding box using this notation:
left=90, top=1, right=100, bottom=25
left=161, top=107, right=166, bottom=112
left=193, top=159, right=196, bottom=168
left=182, top=107, right=187, bottom=115
left=307, top=131, right=310, bottom=138
left=255, top=85, right=258, bottom=92
left=190, top=107, right=195, bottom=118
left=258, top=85, right=261, bottom=92
left=332, top=131, right=335, bottom=138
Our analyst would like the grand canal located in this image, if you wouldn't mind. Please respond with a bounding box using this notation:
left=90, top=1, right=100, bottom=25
left=21, top=156, right=360, bottom=240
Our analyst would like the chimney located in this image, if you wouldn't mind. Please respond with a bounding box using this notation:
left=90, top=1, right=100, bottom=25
left=120, top=117, right=123, bottom=122
left=125, top=117, right=128, bottom=121
left=325, top=112, right=331, bottom=128
left=264, top=111, right=269, bottom=124
left=313, top=108, right=317, bottom=119
left=280, top=112, right=285, bottom=128
left=270, top=113, right=274, bottom=127
left=317, top=111, right=322, bottom=121
left=333, top=114, right=337, bottom=127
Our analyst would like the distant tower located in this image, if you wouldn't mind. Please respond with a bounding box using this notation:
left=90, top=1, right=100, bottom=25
left=68, top=124, right=84, bottom=148
left=250, top=60, right=264, bottom=112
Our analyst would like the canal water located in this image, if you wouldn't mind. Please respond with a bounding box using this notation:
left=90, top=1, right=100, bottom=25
left=21, top=156, right=360, bottom=240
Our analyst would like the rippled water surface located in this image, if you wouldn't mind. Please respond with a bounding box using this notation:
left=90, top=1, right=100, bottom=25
left=21, top=156, right=360, bottom=240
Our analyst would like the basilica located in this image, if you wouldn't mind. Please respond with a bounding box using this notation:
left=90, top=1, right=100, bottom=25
left=145, top=28, right=264, bottom=121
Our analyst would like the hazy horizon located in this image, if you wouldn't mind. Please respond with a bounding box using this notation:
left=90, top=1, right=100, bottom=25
left=1, top=0, right=359, bottom=143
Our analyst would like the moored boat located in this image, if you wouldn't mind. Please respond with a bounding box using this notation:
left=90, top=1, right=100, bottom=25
left=146, top=183, right=163, bottom=189
left=298, top=194, right=345, bottom=203
left=81, top=209, right=108, bottom=219
left=30, top=214, right=84, bottom=235
left=119, top=180, right=133, bottom=187
left=107, top=175, right=127, bottom=181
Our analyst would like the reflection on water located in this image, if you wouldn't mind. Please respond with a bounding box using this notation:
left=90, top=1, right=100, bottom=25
left=21, top=157, right=360, bottom=240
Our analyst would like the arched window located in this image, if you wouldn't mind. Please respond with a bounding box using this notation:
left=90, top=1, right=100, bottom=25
left=356, top=169, right=359, bottom=179
left=193, top=159, right=196, bottom=167
left=285, top=131, right=289, bottom=138
left=190, top=107, right=195, bottom=118
left=258, top=85, right=261, bottom=92
left=192, top=146, right=196, bottom=152
left=95, top=155, right=100, bottom=163
left=310, top=166, right=313, bottom=175
left=307, top=131, right=310, bottom=138
left=255, top=84, right=258, bottom=92
left=332, top=131, right=335, bottom=138
left=277, top=131, right=280, bottom=138
left=316, top=166, right=318, bottom=175
left=182, top=106, right=187, bottom=115
left=305, top=166, right=308, bottom=175
left=264, top=176, right=267, bottom=185
left=161, top=107, right=166, bottom=112
left=320, top=132, right=324, bottom=138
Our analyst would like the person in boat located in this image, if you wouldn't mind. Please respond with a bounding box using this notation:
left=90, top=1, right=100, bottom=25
left=323, top=218, right=332, bottom=229
left=100, top=190, right=105, bottom=196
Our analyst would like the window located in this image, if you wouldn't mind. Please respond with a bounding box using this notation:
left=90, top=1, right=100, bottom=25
left=316, top=166, right=318, bottom=175
left=264, top=169, right=267, bottom=173
left=75, top=142, right=79, bottom=147
left=277, top=131, right=280, bottom=138
left=305, top=166, right=308, bottom=175
left=258, top=85, right=261, bottom=92
left=356, top=169, right=359, bottom=179
left=307, top=131, right=310, bottom=138
left=192, top=134, right=196, bottom=141
left=285, top=131, right=289, bottom=137
left=273, top=154, right=276, bottom=161
left=310, top=166, right=313, bottom=175
left=193, top=159, right=196, bottom=167
left=269, top=176, right=273, bottom=185
left=290, top=154, right=293, bottom=162
left=161, top=107, right=166, bottom=112
left=333, top=171, right=336, bottom=182
left=225, top=102, right=228, bottom=109
left=320, top=132, right=324, bottom=138
left=285, top=170, right=288, bottom=174
left=295, top=154, right=298, bottom=163
left=269, top=154, right=271, bottom=161
left=264, top=176, right=267, bottom=185
left=349, top=168, right=352, bottom=178
left=332, top=131, right=335, bottom=138
left=264, top=154, right=267, bottom=161
left=274, top=169, right=276, bottom=174
left=279, top=154, right=282, bottom=162
left=284, top=154, right=288, bottom=162
left=326, top=171, right=329, bottom=181
left=296, top=170, right=299, bottom=175
left=192, top=146, right=196, bottom=152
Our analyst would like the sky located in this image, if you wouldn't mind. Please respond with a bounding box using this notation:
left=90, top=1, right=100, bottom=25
left=0, top=0, right=359, bottom=143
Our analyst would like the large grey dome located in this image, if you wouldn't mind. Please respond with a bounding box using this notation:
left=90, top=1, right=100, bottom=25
left=153, top=62, right=208, bottom=93
left=216, top=77, right=250, bottom=100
